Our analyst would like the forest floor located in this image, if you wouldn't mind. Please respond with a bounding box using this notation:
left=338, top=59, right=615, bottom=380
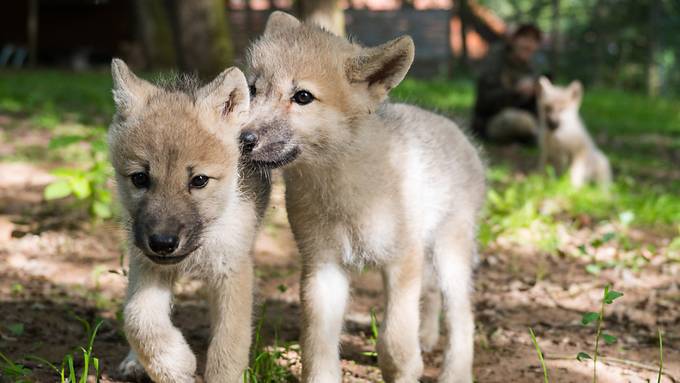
left=1, top=71, right=679, bottom=382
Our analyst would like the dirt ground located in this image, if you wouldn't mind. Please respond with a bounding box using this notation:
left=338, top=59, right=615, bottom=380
left=1, top=129, right=679, bottom=382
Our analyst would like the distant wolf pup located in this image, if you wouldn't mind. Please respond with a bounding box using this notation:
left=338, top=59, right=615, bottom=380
left=241, top=12, right=486, bottom=383
left=537, top=77, right=612, bottom=187
left=109, top=59, right=270, bottom=383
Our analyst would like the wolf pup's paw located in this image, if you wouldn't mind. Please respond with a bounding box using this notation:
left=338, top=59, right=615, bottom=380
left=419, top=327, right=440, bottom=352
left=117, top=351, right=151, bottom=383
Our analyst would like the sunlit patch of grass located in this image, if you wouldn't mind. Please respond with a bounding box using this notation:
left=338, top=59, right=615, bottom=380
left=582, top=88, right=680, bottom=136
left=0, top=71, right=113, bottom=126
left=482, top=165, right=680, bottom=267
left=392, top=77, right=474, bottom=115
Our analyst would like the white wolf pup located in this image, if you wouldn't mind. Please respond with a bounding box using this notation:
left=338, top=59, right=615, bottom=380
left=240, top=12, right=486, bottom=383
left=109, top=59, right=270, bottom=383
left=537, top=77, right=612, bottom=187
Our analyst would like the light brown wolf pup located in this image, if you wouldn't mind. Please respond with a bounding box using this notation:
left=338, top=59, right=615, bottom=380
left=241, top=12, right=486, bottom=383
left=537, top=77, right=612, bottom=187
left=109, top=60, right=270, bottom=383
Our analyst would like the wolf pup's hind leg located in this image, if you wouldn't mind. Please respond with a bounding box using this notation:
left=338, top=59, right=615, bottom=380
left=432, top=216, right=476, bottom=383
left=419, top=261, right=442, bottom=352
left=378, top=249, right=425, bottom=383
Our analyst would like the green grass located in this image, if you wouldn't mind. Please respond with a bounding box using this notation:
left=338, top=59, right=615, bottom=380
left=0, top=316, right=104, bottom=383
left=0, top=70, right=113, bottom=128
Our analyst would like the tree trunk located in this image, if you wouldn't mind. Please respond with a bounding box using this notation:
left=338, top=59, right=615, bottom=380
left=459, top=0, right=469, bottom=67
left=646, top=0, right=661, bottom=97
left=550, top=0, right=560, bottom=77
left=167, top=0, right=234, bottom=78
left=27, top=0, right=39, bottom=67
left=133, top=0, right=176, bottom=70
left=298, top=0, right=345, bottom=36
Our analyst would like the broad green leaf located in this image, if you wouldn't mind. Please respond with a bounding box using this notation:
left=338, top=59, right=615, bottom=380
left=576, top=352, right=592, bottom=362
left=604, top=290, right=623, bottom=304
left=44, top=180, right=72, bottom=200
left=7, top=323, right=24, bottom=336
left=585, top=264, right=601, bottom=275
left=602, top=333, right=617, bottom=345
left=70, top=177, right=91, bottom=199
left=92, top=201, right=112, bottom=219
left=51, top=167, right=82, bottom=178
left=577, top=244, right=588, bottom=256
left=581, top=312, right=599, bottom=326
left=602, top=232, right=616, bottom=243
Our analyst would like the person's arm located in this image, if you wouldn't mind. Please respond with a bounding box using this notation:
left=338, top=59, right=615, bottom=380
left=476, top=70, right=522, bottom=115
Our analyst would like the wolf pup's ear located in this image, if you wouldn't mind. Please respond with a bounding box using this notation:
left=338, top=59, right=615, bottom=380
left=346, top=36, right=415, bottom=104
left=538, top=76, right=552, bottom=91
left=569, top=80, right=583, bottom=102
left=197, top=67, right=249, bottom=132
left=111, top=59, right=156, bottom=116
left=264, top=11, right=301, bottom=37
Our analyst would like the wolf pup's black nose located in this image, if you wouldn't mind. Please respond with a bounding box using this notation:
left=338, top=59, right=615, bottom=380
left=239, top=130, right=258, bottom=153
left=148, top=234, right=179, bottom=255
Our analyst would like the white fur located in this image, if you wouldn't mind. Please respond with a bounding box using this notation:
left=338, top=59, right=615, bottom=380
left=300, top=261, right=350, bottom=383
left=538, top=77, right=612, bottom=188
left=120, top=203, right=257, bottom=383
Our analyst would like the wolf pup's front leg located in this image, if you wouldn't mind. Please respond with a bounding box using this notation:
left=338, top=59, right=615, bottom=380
left=123, top=260, right=197, bottom=383
left=300, top=257, right=350, bottom=383
left=204, top=257, right=254, bottom=382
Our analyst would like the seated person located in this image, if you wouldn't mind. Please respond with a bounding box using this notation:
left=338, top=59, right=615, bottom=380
left=472, top=24, right=543, bottom=143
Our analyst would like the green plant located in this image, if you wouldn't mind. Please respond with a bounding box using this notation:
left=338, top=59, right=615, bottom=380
left=529, top=328, right=549, bottom=383
left=657, top=329, right=663, bottom=383
left=43, top=129, right=113, bottom=220
left=26, top=316, right=103, bottom=383
left=577, top=285, right=624, bottom=383
left=243, top=307, right=294, bottom=383
left=7, top=323, right=25, bottom=337
left=361, top=308, right=379, bottom=359
left=0, top=351, right=32, bottom=382
left=61, top=316, right=103, bottom=383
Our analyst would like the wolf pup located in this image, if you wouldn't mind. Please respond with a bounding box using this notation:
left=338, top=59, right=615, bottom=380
left=241, top=12, right=486, bottom=383
left=537, top=77, right=612, bottom=187
left=109, top=59, right=270, bottom=383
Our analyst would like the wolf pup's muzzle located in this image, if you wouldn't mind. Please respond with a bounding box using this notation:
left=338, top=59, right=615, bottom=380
left=133, top=213, right=203, bottom=265
left=239, top=121, right=300, bottom=168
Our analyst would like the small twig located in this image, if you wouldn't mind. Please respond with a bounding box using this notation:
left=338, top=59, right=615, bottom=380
left=545, top=354, right=677, bottom=382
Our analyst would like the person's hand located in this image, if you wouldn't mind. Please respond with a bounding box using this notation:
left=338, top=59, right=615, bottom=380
left=516, top=77, right=536, bottom=97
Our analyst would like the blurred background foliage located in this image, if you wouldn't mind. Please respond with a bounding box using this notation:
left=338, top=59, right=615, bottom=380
left=477, top=0, right=680, bottom=96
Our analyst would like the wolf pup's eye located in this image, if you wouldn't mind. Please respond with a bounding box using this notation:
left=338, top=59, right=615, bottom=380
left=292, top=90, right=315, bottom=105
left=130, top=172, right=150, bottom=189
left=189, top=175, right=209, bottom=189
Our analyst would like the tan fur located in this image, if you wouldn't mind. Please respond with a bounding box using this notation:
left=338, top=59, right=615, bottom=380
left=244, top=12, right=486, bottom=383
left=537, top=77, right=612, bottom=188
left=109, top=60, right=270, bottom=383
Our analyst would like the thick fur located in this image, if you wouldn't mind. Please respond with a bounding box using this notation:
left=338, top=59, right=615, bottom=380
left=537, top=77, right=612, bottom=187
left=109, top=60, right=270, bottom=383
left=243, top=12, right=485, bottom=383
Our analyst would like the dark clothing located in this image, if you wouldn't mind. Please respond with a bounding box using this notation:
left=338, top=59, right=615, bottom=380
left=472, top=43, right=539, bottom=139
